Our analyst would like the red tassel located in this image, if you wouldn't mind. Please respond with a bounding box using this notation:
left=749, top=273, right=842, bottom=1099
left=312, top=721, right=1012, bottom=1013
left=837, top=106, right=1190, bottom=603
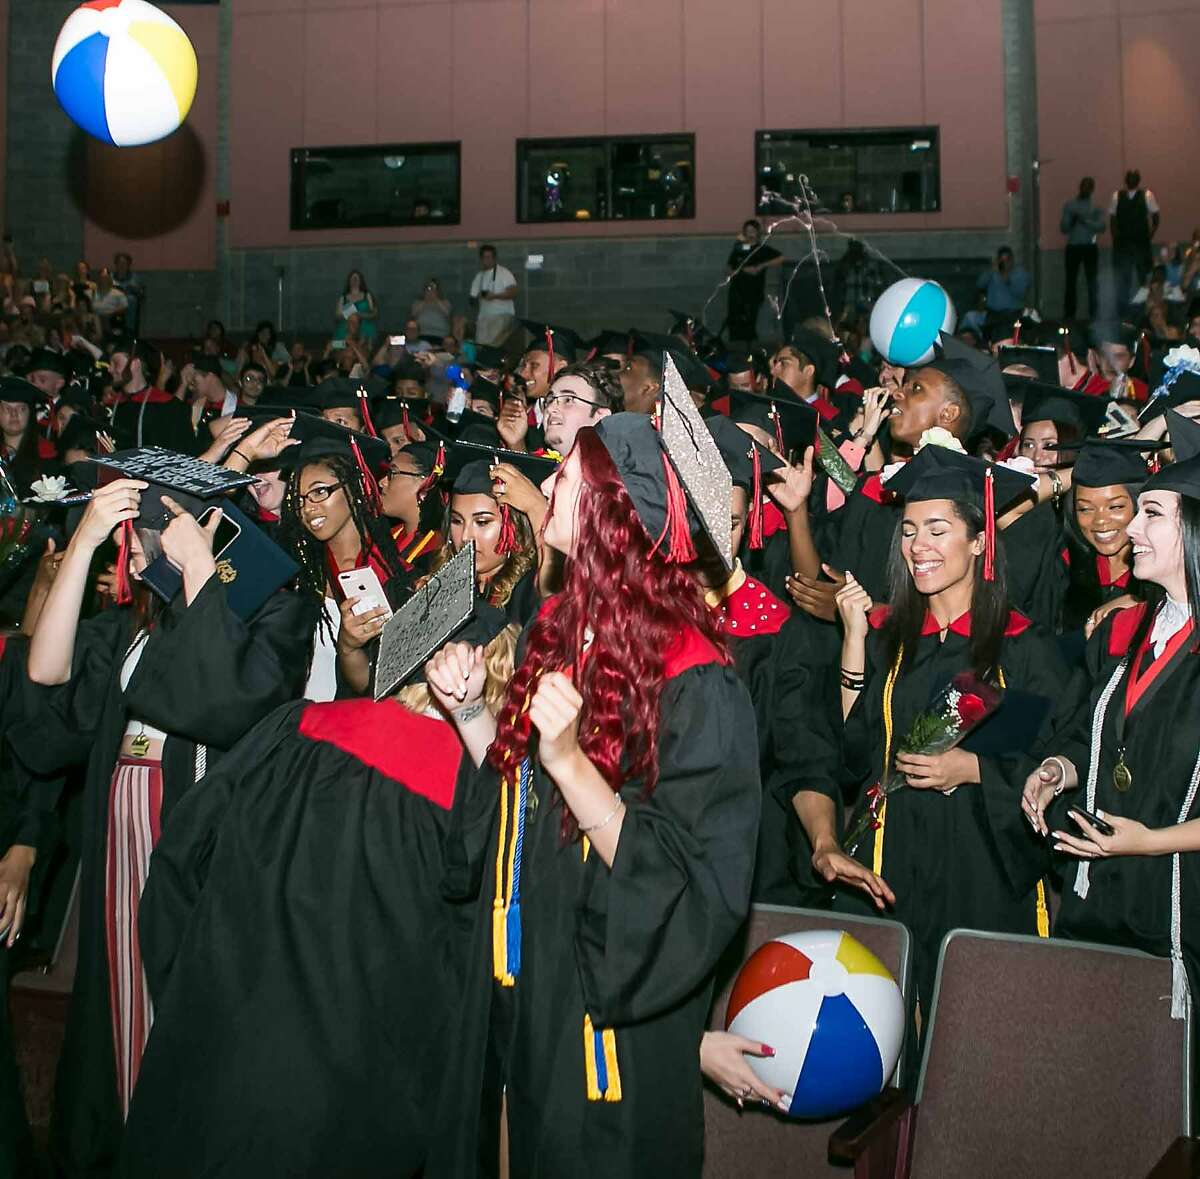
left=748, top=443, right=764, bottom=551
left=114, top=519, right=133, bottom=606
left=351, top=438, right=382, bottom=513
left=401, top=401, right=414, bottom=443
left=1012, top=319, right=1022, bottom=345
left=650, top=453, right=697, bottom=564
left=417, top=441, right=445, bottom=498
left=496, top=505, right=518, bottom=555
left=357, top=389, right=378, bottom=438
left=545, top=330, right=555, bottom=387
left=983, top=467, right=996, bottom=582
left=1139, top=331, right=1150, bottom=379
left=769, top=401, right=785, bottom=456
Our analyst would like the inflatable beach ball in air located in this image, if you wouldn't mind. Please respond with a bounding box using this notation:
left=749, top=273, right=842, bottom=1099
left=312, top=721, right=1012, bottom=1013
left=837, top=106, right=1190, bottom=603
left=52, top=0, right=198, bottom=148
left=869, top=277, right=957, bottom=367
left=725, top=929, right=905, bottom=1120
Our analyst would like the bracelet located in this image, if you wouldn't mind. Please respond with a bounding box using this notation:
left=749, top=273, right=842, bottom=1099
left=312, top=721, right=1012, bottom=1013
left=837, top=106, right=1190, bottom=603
left=231, top=448, right=251, bottom=464
left=840, top=666, right=866, bottom=691
left=1044, top=756, right=1070, bottom=796
left=580, top=796, right=625, bottom=834
left=1047, top=470, right=1063, bottom=505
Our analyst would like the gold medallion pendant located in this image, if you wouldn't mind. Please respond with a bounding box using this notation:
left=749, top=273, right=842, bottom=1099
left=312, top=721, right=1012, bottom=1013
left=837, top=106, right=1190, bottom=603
left=1113, top=754, right=1133, bottom=793
left=129, top=731, right=151, bottom=758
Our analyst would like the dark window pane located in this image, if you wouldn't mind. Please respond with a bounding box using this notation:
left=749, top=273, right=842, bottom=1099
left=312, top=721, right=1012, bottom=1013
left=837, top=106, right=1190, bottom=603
left=756, top=128, right=940, bottom=216
left=517, top=135, right=694, bottom=224
left=290, top=143, right=461, bottom=230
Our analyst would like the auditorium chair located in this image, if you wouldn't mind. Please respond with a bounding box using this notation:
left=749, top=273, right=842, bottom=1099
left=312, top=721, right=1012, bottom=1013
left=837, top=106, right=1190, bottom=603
left=829, top=930, right=1196, bottom=1179
left=702, top=904, right=913, bottom=1179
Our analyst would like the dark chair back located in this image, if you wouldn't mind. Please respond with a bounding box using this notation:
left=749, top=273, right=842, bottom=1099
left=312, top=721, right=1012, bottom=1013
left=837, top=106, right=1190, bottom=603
left=702, top=904, right=912, bottom=1178
left=911, top=931, right=1191, bottom=1179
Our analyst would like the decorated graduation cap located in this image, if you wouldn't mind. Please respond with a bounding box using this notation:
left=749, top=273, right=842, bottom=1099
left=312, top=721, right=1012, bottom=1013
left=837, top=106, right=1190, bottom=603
left=519, top=319, right=582, bottom=367
left=706, top=414, right=785, bottom=551
left=1020, top=381, right=1109, bottom=439
left=0, top=376, right=43, bottom=407
left=1145, top=410, right=1200, bottom=500
left=787, top=327, right=839, bottom=390
left=92, top=446, right=256, bottom=605
left=730, top=381, right=818, bottom=461
left=928, top=333, right=1016, bottom=439
left=1067, top=437, right=1162, bottom=489
left=883, top=444, right=1035, bottom=581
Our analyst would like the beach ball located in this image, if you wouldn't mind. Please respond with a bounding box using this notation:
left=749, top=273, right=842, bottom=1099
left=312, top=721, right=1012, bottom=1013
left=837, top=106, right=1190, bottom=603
left=52, top=0, right=198, bottom=148
left=869, top=278, right=957, bottom=367
left=725, top=929, right=905, bottom=1120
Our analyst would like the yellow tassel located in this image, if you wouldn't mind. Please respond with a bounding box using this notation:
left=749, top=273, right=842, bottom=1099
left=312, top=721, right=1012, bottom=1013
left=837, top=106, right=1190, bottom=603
left=581, top=836, right=590, bottom=862
left=873, top=647, right=903, bottom=877
left=492, top=772, right=513, bottom=985
left=601, top=1029, right=623, bottom=1102
left=583, top=1014, right=601, bottom=1100
left=1035, top=879, right=1050, bottom=938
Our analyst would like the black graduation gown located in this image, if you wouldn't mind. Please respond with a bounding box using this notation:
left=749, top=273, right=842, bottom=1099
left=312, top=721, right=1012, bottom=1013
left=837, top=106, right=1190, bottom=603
left=17, top=579, right=311, bottom=1177
left=1051, top=605, right=1200, bottom=1000
left=110, top=395, right=198, bottom=455
left=832, top=612, right=1083, bottom=1009
left=116, top=699, right=464, bottom=1178
left=428, top=639, right=761, bottom=1179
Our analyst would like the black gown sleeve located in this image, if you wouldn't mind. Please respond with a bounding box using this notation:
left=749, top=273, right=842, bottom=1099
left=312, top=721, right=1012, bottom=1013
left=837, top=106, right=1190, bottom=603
left=574, top=663, right=761, bottom=1027
left=125, top=579, right=310, bottom=751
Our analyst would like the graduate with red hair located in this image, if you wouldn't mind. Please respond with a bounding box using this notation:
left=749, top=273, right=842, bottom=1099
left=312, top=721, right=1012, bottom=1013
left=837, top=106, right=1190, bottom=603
left=425, top=414, right=761, bottom=1178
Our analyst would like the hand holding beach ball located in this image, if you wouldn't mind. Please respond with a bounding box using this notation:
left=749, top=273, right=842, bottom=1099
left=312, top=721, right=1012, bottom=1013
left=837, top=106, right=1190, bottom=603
left=869, top=278, right=957, bottom=367
left=725, top=929, right=905, bottom=1120
left=52, top=0, right=197, bottom=148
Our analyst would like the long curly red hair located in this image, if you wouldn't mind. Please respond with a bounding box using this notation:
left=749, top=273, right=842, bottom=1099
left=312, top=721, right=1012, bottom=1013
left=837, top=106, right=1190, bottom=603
left=489, top=427, right=727, bottom=840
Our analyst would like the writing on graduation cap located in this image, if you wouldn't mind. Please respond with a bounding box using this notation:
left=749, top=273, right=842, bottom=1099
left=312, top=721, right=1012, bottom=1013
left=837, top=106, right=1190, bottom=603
left=94, top=447, right=255, bottom=498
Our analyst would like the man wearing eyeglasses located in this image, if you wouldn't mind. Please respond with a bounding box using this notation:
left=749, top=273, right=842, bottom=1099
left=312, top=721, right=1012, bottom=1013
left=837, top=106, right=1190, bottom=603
left=239, top=363, right=268, bottom=407
left=542, top=370, right=619, bottom=455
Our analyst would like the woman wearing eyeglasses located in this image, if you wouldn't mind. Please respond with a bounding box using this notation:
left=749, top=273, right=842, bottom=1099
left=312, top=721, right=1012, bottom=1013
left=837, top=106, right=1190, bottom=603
left=380, top=439, right=446, bottom=578
left=276, top=434, right=408, bottom=699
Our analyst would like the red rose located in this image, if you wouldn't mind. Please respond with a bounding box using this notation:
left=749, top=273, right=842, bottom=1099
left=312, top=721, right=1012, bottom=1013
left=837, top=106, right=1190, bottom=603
left=956, top=692, right=988, bottom=728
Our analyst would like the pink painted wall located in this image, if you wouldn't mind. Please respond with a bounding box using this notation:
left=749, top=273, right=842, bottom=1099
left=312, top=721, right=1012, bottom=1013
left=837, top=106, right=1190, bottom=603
left=1036, top=0, right=1200, bottom=250
left=229, top=0, right=1010, bottom=249
left=82, top=4, right=219, bottom=270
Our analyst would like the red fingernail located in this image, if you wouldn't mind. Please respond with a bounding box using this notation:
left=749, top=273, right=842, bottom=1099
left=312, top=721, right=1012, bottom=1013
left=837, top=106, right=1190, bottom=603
left=762, top=1044, right=776, bottom=1056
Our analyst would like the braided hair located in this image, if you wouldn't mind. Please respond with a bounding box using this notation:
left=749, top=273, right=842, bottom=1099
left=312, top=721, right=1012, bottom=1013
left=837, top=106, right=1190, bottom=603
left=278, top=450, right=398, bottom=641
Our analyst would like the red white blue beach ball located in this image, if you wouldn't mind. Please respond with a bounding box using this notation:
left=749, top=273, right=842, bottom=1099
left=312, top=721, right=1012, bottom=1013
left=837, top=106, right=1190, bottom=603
left=725, top=929, right=905, bottom=1119
left=52, top=0, right=198, bottom=148
left=869, top=277, right=957, bottom=367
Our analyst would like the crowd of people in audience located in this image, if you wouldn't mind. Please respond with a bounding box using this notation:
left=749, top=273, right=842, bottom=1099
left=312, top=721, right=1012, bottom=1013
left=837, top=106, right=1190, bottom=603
left=0, top=211, right=1199, bottom=1178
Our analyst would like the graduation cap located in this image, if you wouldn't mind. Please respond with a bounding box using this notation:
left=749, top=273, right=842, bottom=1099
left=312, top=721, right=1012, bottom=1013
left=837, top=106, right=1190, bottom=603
left=468, top=377, right=502, bottom=412
left=1066, top=437, right=1161, bottom=489
left=57, top=414, right=105, bottom=454
left=519, top=320, right=582, bottom=365
left=723, top=350, right=764, bottom=379
left=389, top=356, right=427, bottom=387
left=1019, top=382, right=1109, bottom=439
left=660, top=353, right=734, bottom=571
left=730, top=381, right=818, bottom=462
left=464, top=342, right=507, bottom=370
left=787, top=328, right=839, bottom=390
left=440, top=435, right=558, bottom=490
left=997, top=344, right=1059, bottom=385
left=928, top=334, right=1016, bottom=439
left=268, top=412, right=390, bottom=513
left=373, top=541, right=478, bottom=700
left=1145, top=410, right=1200, bottom=500
left=0, top=376, right=43, bottom=407
left=1141, top=368, right=1200, bottom=422
left=706, top=414, right=785, bottom=551
left=588, top=329, right=633, bottom=358
left=632, top=332, right=716, bottom=392
left=192, top=354, right=224, bottom=378
left=24, top=348, right=69, bottom=378
left=883, top=445, right=1035, bottom=580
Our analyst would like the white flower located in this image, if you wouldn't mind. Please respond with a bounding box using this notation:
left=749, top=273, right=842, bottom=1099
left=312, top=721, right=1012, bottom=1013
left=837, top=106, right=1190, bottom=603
left=1163, top=345, right=1200, bottom=373
left=998, top=455, right=1039, bottom=488
left=916, top=427, right=966, bottom=454
left=29, top=475, right=69, bottom=503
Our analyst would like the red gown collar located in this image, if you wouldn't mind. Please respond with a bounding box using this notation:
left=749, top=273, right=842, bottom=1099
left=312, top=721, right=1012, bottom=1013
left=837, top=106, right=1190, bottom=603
left=710, top=573, right=788, bottom=638
left=868, top=604, right=1031, bottom=637
left=299, top=700, right=462, bottom=809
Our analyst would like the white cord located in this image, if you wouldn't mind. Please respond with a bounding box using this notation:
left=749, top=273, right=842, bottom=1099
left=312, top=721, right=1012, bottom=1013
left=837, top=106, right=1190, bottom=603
left=1074, top=657, right=1128, bottom=900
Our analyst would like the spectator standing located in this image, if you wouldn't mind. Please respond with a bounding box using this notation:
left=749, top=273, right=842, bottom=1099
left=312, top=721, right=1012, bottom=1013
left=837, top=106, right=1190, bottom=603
left=91, top=267, right=129, bottom=334
left=411, top=277, right=452, bottom=342
left=334, top=270, right=378, bottom=345
left=726, top=219, right=783, bottom=344
left=468, top=244, right=518, bottom=346
left=976, top=246, right=1031, bottom=315
left=1109, top=169, right=1160, bottom=312
left=1060, top=177, right=1106, bottom=319
left=113, top=252, right=144, bottom=335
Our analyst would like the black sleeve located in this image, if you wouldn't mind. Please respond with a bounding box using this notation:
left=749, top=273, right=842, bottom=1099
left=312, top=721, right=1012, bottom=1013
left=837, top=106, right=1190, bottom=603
left=125, top=580, right=310, bottom=751
left=574, top=664, right=761, bottom=1027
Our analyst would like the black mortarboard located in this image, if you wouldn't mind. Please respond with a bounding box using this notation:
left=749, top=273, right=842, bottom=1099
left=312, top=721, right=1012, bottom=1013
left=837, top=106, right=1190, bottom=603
left=1140, top=369, right=1200, bottom=422
left=1091, top=321, right=1140, bottom=351
left=58, top=383, right=97, bottom=412
left=884, top=445, right=1033, bottom=512
left=314, top=378, right=368, bottom=412
left=787, top=328, right=839, bottom=390
left=588, top=329, right=633, bottom=357
left=273, top=412, right=390, bottom=474
left=631, top=332, right=716, bottom=392
left=466, top=343, right=507, bottom=370
left=468, top=377, right=502, bottom=411
left=927, top=335, right=1016, bottom=439
left=441, top=435, right=558, bottom=490
left=730, top=382, right=818, bottom=461
left=256, top=386, right=315, bottom=412
left=398, top=439, right=442, bottom=476
left=57, top=414, right=104, bottom=454
left=93, top=446, right=254, bottom=530
left=996, top=344, right=1059, bottom=385
left=1020, top=382, right=1109, bottom=439
left=453, top=460, right=503, bottom=497
left=723, top=351, right=762, bottom=378
left=1068, top=437, right=1160, bottom=489
left=706, top=414, right=785, bottom=492
left=0, top=376, right=43, bottom=407
left=1145, top=410, right=1200, bottom=500
left=389, top=357, right=426, bottom=387
left=25, top=349, right=69, bottom=378
left=520, top=320, right=581, bottom=364
left=373, top=396, right=428, bottom=435
left=192, top=354, right=224, bottom=378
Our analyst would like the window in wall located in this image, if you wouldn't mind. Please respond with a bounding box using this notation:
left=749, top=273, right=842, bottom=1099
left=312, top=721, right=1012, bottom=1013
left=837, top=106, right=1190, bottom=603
left=290, top=143, right=461, bottom=231
left=516, top=135, right=695, bottom=223
left=755, top=128, right=940, bottom=216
